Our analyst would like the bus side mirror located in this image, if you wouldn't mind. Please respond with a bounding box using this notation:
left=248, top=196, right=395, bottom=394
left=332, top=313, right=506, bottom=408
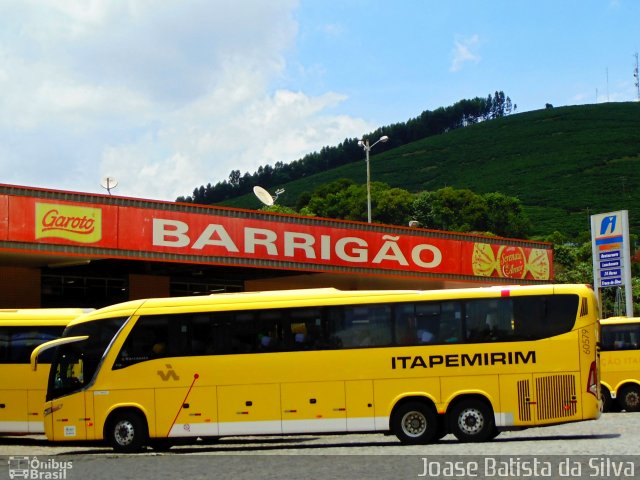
left=30, top=335, right=90, bottom=372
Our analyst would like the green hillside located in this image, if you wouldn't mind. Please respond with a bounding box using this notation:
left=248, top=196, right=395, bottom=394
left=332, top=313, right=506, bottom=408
left=222, top=102, right=640, bottom=238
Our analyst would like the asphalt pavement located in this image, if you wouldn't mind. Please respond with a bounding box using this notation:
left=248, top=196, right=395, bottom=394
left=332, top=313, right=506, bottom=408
left=1, top=412, right=639, bottom=480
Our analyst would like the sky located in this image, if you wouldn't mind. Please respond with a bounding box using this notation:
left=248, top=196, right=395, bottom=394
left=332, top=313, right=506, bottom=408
left=0, top=0, right=638, bottom=202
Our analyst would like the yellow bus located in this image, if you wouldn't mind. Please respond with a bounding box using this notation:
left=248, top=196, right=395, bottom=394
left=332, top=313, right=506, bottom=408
left=600, top=316, right=640, bottom=412
left=0, top=308, right=90, bottom=434
left=32, top=284, right=600, bottom=452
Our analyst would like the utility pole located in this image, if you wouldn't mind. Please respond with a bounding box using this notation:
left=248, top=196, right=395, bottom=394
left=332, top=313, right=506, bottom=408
left=634, top=52, right=639, bottom=101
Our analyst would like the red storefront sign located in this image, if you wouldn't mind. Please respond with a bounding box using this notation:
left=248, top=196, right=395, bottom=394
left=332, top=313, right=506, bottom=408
left=0, top=195, right=8, bottom=241
left=0, top=194, right=553, bottom=281
left=7, top=196, right=118, bottom=247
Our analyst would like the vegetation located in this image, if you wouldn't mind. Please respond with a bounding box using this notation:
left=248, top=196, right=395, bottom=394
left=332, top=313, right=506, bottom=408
left=304, top=179, right=414, bottom=226
left=178, top=92, right=514, bottom=205
left=412, top=187, right=531, bottom=238
left=204, top=101, right=639, bottom=240
left=550, top=230, right=640, bottom=317
left=176, top=99, right=640, bottom=315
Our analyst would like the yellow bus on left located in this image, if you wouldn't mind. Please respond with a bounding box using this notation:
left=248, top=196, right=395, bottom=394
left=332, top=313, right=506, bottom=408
left=0, top=308, right=91, bottom=434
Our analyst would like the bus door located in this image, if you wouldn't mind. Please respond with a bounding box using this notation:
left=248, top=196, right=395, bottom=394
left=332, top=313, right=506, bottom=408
left=30, top=336, right=90, bottom=441
left=217, top=383, right=282, bottom=436
left=0, top=384, right=28, bottom=433
left=345, top=380, right=375, bottom=431
left=47, top=355, right=90, bottom=441
left=281, top=381, right=347, bottom=434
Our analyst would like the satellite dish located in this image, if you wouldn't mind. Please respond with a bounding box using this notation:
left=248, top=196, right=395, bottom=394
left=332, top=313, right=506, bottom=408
left=253, top=186, right=274, bottom=206
left=100, top=176, right=118, bottom=194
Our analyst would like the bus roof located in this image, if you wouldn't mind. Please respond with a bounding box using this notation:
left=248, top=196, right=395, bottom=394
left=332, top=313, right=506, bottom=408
left=64, top=284, right=593, bottom=327
left=600, top=316, right=640, bottom=325
left=0, top=308, right=92, bottom=326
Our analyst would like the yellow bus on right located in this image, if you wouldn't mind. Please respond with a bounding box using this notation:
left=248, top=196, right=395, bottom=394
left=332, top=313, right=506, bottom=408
left=600, top=317, right=640, bottom=412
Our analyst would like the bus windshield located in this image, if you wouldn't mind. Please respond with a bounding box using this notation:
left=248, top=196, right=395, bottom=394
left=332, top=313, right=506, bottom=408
left=47, top=317, right=127, bottom=401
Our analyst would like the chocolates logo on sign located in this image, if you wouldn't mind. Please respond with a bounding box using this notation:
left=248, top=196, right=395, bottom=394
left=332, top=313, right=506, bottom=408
left=35, top=202, right=102, bottom=244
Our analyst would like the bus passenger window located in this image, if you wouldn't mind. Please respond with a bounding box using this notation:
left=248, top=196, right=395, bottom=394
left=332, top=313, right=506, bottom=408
left=115, top=317, right=171, bottom=366
left=438, top=323, right=460, bottom=343
left=151, top=341, right=167, bottom=357
left=418, top=329, right=434, bottom=343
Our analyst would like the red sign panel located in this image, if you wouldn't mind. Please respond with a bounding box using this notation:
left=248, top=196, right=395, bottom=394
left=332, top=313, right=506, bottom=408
left=2, top=195, right=553, bottom=281
left=8, top=196, right=118, bottom=247
left=0, top=195, right=8, bottom=241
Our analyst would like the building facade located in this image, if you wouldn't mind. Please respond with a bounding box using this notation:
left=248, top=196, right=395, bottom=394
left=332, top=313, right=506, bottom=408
left=0, top=184, right=553, bottom=308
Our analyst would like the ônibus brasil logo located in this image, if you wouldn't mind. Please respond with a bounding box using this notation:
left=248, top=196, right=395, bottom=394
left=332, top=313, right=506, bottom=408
left=8, top=456, right=73, bottom=479
left=35, top=202, right=102, bottom=244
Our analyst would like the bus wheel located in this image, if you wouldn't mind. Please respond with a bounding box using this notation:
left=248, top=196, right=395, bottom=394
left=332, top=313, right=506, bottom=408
left=618, top=385, right=640, bottom=412
left=391, top=401, right=438, bottom=444
left=107, top=411, right=148, bottom=453
left=449, top=399, right=495, bottom=442
left=600, top=387, right=613, bottom=412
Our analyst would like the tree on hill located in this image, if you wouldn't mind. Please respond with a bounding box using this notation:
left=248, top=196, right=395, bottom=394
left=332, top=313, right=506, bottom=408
left=176, top=91, right=514, bottom=204
left=411, top=187, right=531, bottom=238
left=298, top=181, right=530, bottom=238
left=484, top=192, right=532, bottom=238
left=302, top=179, right=413, bottom=224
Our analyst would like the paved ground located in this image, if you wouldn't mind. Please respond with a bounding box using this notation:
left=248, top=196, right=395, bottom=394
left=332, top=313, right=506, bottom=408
left=1, top=412, right=639, bottom=479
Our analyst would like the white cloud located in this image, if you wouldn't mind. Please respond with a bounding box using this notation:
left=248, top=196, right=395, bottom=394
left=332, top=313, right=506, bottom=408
left=450, top=34, right=481, bottom=72
left=100, top=86, right=370, bottom=200
left=0, top=0, right=373, bottom=201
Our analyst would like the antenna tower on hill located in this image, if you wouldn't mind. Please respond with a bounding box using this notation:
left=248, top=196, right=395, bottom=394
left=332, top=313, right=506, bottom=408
left=634, top=52, right=639, bottom=101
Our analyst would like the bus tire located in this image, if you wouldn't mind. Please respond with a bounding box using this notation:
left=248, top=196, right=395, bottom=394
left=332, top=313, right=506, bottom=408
left=600, top=386, right=614, bottom=413
left=449, top=398, right=495, bottom=442
left=618, top=385, right=640, bottom=412
left=106, top=410, right=148, bottom=453
left=391, top=400, right=439, bottom=444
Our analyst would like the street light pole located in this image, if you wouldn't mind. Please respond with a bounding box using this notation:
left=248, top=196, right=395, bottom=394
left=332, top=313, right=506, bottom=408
left=358, top=135, right=389, bottom=223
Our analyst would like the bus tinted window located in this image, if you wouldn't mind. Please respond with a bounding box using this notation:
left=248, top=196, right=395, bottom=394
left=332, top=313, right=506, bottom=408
left=601, top=323, right=640, bottom=351
left=49, top=318, right=127, bottom=400
left=117, top=316, right=171, bottom=366
left=110, top=294, right=580, bottom=369
left=511, top=294, right=578, bottom=339
left=394, top=301, right=462, bottom=344
left=327, top=304, right=392, bottom=348
left=0, top=327, right=64, bottom=364
left=289, top=308, right=325, bottom=349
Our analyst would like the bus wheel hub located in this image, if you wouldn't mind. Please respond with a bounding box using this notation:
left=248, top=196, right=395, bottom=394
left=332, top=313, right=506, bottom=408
left=459, top=409, right=483, bottom=434
left=114, top=421, right=135, bottom=445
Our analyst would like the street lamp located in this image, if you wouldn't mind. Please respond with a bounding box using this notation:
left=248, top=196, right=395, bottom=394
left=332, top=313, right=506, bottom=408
left=358, top=135, right=389, bottom=223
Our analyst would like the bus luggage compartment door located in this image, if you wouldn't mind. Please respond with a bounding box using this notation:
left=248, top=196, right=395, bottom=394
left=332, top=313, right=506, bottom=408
left=281, top=381, right=347, bottom=434
left=217, top=383, right=281, bottom=436
left=0, top=388, right=28, bottom=433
